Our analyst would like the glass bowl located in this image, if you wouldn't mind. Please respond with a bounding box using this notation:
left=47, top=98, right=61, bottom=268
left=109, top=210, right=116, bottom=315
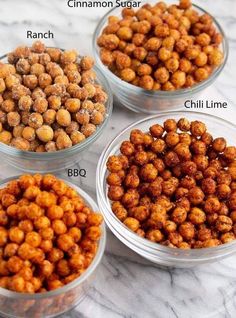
left=0, top=54, right=113, bottom=173
left=96, top=111, right=236, bottom=267
left=93, top=1, right=229, bottom=114
left=0, top=176, right=106, bottom=318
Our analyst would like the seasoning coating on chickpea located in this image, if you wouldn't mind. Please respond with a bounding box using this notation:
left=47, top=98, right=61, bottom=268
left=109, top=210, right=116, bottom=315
left=107, top=117, right=236, bottom=249
left=0, top=41, right=108, bottom=152
left=0, top=175, right=103, bottom=293
left=98, top=0, right=223, bottom=90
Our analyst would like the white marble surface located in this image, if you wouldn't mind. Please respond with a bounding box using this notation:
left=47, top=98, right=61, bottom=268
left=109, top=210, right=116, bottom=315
left=0, top=0, right=236, bottom=317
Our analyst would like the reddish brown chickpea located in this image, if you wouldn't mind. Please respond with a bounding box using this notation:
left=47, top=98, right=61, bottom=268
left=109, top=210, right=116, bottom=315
left=106, top=117, right=236, bottom=249
left=98, top=0, right=223, bottom=91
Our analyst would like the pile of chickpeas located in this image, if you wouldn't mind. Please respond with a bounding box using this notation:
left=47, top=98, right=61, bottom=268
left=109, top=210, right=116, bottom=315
left=0, top=174, right=103, bottom=292
left=97, top=0, right=223, bottom=90
left=106, top=118, right=236, bottom=249
left=0, top=41, right=108, bottom=152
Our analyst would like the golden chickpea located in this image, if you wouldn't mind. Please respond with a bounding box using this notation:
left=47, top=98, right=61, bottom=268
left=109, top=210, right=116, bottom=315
left=60, top=50, right=77, bottom=65
left=5, top=75, right=19, bottom=90
left=185, top=45, right=200, bottom=60
left=46, top=48, right=61, bottom=63
left=64, top=98, right=80, bottom=113
left=145, top=229, right=163, bottom=242
left=21, top=127, right=35, bottom=142
left=154, top=67, right=170, bottom=84
left=171, top=70, right=186, bottom=88
left=0, top=131, right=12, bottom=145
left=195, top=52, right=208, bottom=67
left=7, top=112, right=20, bottom=127
left=194, top=67, right=209, bottom=82
left=1, top=99, right=15, bottom=113
left=36, top=125, right=54, bottom=143
left=139, top=75, right=154, bottom=90
left=18, top=96, right=32, bottom=112
left=163, top=220, right=176, bottom=233
left=154, top=23, right=170, bottom=38
left=188, top=208, right=206, bottom=225
left=164, top=58, right=179, bottom=73
left=123, top=217, right=140, bottom=232
left=70, top=131, right=85, bottom=145
left=56, top=109, right=71, bottom=127
left=48, top=95, right=61, bottom=110
left=55, top=132, right=71, bottom=149
left=10, top=137, right=30, bottom=151
left=208, top=49, right=223, bottom=66
left=81, top=123, right=96, bottom=138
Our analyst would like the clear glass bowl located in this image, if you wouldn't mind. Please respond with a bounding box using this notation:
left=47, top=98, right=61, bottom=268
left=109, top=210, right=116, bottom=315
left=0, top=176, right=106, bottom=318
left=93, top=1, right=229, bottom=114
left=96, top=111, right=236, bottom=267
left=0, top=54, right=113, bottom=173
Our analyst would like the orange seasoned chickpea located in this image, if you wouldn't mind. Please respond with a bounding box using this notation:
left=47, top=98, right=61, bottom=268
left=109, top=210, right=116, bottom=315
left=19, top=220, right=34, bottom=233
left=9, top=276, right=25, bottom=292
left=8, top=227, right=24, bottom=244
left=57, top=234, right=74, bottom=252
left=25, top=231, right=41, bottom=247
left=46, top=205, right=64, bottom=220
left=17, top=242, right=35, bottom=260
left=52, top=220, right=67, bottom=235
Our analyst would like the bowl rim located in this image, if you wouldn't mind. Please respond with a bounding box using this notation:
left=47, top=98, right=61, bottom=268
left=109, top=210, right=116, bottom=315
left=96, top=110, right=236, bottom=261
left=0, top=53, right=113, bottom=159
left=93, top=2, right=229, bottom=98
left=0, top=176, right=106, bottom=299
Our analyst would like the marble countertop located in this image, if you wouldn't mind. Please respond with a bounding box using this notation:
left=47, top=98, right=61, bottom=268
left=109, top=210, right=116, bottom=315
left=0, top=0, right=236, bottom=317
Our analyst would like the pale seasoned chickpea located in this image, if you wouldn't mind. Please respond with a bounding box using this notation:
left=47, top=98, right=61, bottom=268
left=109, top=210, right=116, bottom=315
left=22, top=127, right=35, bottom=141
left=56, top=133, right=72, bottom=150
left=48, top=95, right=61, bottom=110
left=56, top=109, right=71, bottom=127
left=0, top=131, right=12, bottom=145
left=70, top=131, right=85, bottom=145
left=36, top=125, right=54, bottom=143
left=28, top=113, right=43, bottom=129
